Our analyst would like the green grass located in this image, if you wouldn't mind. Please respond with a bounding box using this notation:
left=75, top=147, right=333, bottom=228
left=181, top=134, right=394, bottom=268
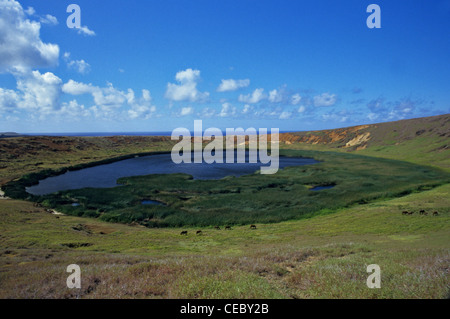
left=0, top=183, right=448, bottom=298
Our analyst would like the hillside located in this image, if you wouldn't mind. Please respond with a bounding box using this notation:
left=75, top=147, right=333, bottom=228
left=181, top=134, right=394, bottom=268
left=0, top=135, right=174, bottom=185
left=0, top=114, right=448, bottom=186
left=0, top=132, right=27, bottom=138
left=280, top=114, right=449, bottom=170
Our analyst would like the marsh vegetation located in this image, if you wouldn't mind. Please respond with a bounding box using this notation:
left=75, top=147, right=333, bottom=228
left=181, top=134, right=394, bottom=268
left=4, top=150, right=448, bottom=227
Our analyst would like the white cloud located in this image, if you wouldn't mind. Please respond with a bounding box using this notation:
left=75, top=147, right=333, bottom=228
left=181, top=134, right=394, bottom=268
left=291, top=93, right=302, bottom=105
left=298, top=105, right=306, bottom=113
left=62, top=80, right=157, bottom=119
left=217, top=79, right=250, bottom=92
left=367, top=113, right=378, bottom=121
left=0, top=0, right=59, bottom=72
left=279, top=111, right=292, bottom=119
left=59, top=100, right=89, bottom=118
left=63, top=80, right=126, bottom=109
left=313, top=93, right=337, bottom=107
left=199, top=107, right=215, bottom=118
left=77, top=25, right=96, bottom=36
left=40, top=14, right=58, bottom=25
left=268, top=89, right=283, bottom=103
left=179, top=107, right=194, bottom=116
left=238, top=88, right=266, bottom=104
left=62, top=79, right=95, bottom=95
left=63, top=52, right=91, bottom=74
left=127, top=89, right=156, bottom=119
left=242, top=104, right=253, bottom=114
left=165, top=68, right=209, bottom=102
left=70, top=60, right=90, bottom=74
left=0, top=87, right=20, bottom=112
left=24, top=6, right=35, bottom=15
left=219, top=102, right=236, bottom=117
left=91, top=82, right=126, bottom=108
left=0, top=69, right=64, bottom=116
left=16, top=70, right=62, bottom=114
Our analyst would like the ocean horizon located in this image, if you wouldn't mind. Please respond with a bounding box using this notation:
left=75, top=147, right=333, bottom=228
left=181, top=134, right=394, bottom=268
left=22, top=130, right=299, bottom=137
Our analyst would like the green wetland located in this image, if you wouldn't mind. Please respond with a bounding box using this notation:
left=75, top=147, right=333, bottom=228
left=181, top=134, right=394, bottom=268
left=5, top=150, right=449, bottom=227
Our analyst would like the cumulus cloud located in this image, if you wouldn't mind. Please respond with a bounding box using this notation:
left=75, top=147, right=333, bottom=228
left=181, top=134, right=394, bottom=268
left=291, top=93, right=302, bottom=105
left=298, top=105, right=306, bottom=113
left=217, top=79, right=250, bottom=92
left=24, top=6, right=35, bottom=15
left=0, top=69, right=63, bottom=115
left=279, top=111, right=292, bottom=119
left=0, top=0, right=59, bottom=72
left=179, top=107, right=194, bottom=116
left=313, top=93, right=337, bottom=107
left=63, top=80, right=126, bottom=109
left=40, top=14, right=58, bottom=25
left=242, top=104, right=253, bottom=115
left=0, top=88, right=20, bottom=112
left=69, top=59, right=91, bottom=74
left=16, top=70, right=62, bottom=114
left=62, top=79, right=95, bottom=95
left=63, top=52, right=91, bottom=74
left=268, top=89, right=283, bottom=103
left=165, top=68, right=209, bottom=102
left=127, top=89, right=156, bottom=119
left=238, top=88, right=266, bottom=104
left=77, top=25, right=96, bottom=36
left=199, top=107, right=216, bottom=118
left=322, top=112, right=349, bottom=123
left=219, top=102, right=237, bottom=117
left=62, top=80, right=156, bottom=119
left=59, top=100, right=89, bottom=118
left=366, top=97, right=425, bottom=121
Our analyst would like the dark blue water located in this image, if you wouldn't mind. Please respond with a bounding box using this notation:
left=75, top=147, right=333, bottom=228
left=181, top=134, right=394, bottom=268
left=27, top=132, right=173, bottom=137
left=309, top=185, right=335, bottom=191
left=141, top=200, right=164, bottom=206
left=26, top=152, right=318, bottom=195
left=25, top=131, right=300, bottom=137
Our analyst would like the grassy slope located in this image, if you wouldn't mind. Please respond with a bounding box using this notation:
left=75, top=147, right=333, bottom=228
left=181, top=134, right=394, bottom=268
left=0, top=184, right=448, bottom=298
left=280, top=113, right=449, bottom=171
left=0, top=135, right=175, bottom=185
left=0, top=114, right=449, bottom=298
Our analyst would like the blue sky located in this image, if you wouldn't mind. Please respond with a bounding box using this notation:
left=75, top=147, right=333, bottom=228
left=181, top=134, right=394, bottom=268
left=0, top=0, right=449, bottom=133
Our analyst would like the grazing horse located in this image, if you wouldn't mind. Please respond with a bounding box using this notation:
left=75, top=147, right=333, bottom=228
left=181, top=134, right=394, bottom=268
left=433, top=211, right=439, bottom=216
left=196, top=230, right=202, bottom=235
left=180, top=231, right=188, bottom=235
left=419, top=210, right=426, bottom=215
left=402, top=211, right=409, bottom=215
left=214, top=226, right=221, bottom=230
left=250, top=224, right=257, bottom=229
left=408, top=211, right=414, bottom=215
left=225, top=226, right=232, bottom=230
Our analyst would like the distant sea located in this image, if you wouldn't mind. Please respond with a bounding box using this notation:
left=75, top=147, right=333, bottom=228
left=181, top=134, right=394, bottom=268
left=27, top=132, right=173, bottom=137
left=25, top=131, right=298, bottom=137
